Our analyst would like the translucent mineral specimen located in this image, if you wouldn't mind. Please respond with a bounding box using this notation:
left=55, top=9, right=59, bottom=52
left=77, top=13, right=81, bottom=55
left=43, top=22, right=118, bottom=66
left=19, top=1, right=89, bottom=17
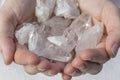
left=28, top=24, right=73, bottom=62
left=63, top=27, right=78, bottom=54
left=71, top=0, right=79, bottom=6
left=15, top=17, right=73, bottom=62
left=16, top=10, right=104, bottom=62
left=69, top=14, right=93, bottom=40
left=28, top=25, right=47, bottom=53
left=47, top=36, right=67, bottom=46
left=15, top=23, right=37, bottom=45
left=75, top=23, right=104, bottom=56
left=44, top=17, right=72, bottom=36
left=42, top=43, right=72, bottom=62
left=62, top=14, right=104, bottom=57
left=55, top=0, right=80, bottom=19
left=36, top=0, right=56, bottom=23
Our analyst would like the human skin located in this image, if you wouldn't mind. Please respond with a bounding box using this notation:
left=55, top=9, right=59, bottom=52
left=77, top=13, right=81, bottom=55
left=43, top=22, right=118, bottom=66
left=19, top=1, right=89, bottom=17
left=0, top=0, right=120, bottom=79
left=0, top=0, right=65, bottom=75
left=62, top=0, right=120, bottom=80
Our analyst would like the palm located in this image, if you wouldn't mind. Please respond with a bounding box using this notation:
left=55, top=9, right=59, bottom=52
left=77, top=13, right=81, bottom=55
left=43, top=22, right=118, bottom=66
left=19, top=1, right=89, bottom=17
left=80, top=0, right=107, bottom=54
left=7, top=0, right=36, bottom=24
left=0, top=0, right=37, bottom=64
left=62, top=0, right=120, bottom=79
left=79, top=0, right=119, bottom=57
left=0, top=0, right=66, bottom=75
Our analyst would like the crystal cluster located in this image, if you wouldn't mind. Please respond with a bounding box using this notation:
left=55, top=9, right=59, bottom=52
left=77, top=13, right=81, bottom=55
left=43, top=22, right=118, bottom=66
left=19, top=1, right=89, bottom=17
left=15, top=0, right=104, bottom=62
left=35, top=0, right=56, bottom=23
left=55, top=0, right=80, bottom=19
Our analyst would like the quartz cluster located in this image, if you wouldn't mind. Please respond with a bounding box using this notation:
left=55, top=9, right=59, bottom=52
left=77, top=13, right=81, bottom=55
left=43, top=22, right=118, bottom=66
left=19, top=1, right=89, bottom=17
left=15, top=0, right=104, bottom=62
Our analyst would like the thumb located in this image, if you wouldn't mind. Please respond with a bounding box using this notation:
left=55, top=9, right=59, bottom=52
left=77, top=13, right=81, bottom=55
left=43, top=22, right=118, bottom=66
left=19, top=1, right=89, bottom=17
left=0, top=6, right=17, bottom=65
left=106, top=31, right=120, bottom=58
left=102, top=2, right=120, bottom=58
left=62, top=73, right=72, bottom=80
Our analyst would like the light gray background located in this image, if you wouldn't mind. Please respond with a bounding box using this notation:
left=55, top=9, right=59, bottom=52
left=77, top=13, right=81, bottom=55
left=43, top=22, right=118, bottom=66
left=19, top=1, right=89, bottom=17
left=0, top=0, right=120, bottom=80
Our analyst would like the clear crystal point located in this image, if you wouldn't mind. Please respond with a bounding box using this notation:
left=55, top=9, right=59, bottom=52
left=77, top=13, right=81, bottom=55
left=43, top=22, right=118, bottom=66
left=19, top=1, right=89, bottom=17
left=36, top=0, right=56, bottom=23
left=75, top=22, right=104, bottom=56
left=55, top=0, right=80, bottom=19
left=16, top=2, right=104, bottom=62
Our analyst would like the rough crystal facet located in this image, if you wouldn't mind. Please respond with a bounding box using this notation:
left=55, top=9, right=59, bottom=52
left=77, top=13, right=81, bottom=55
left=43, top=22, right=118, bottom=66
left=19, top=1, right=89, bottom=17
left=44, top=17, right=72, bottom=36
left=16, top=1, right=104, bottom=62
left=36, top=0, right=56, bottom=23
left=15, top=17, right=73, bottom=62
left=15, top=23, right=37, bottom=45
left=75, top=23, right=104, bottom=56
left=55, top=0, right=80, bottom=19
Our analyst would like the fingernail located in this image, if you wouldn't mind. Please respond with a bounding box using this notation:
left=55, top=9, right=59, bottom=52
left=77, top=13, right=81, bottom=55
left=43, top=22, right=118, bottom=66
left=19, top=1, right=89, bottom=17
left=90, top=58, right=97, bottom=62
left=78, top=65, right=86, bottom=70
left=63, top=75, right=72, bottom=80
left=71, top=70, right=82, bottom=76
left=47, top=72, right=54, bottom=76
left=38, top=68, right=46, bottom=72
left=112, top=44, right=119, bottom=57
left=70, top=71, right=76, bottom=76
left=44, top=71, right=54, bottom=76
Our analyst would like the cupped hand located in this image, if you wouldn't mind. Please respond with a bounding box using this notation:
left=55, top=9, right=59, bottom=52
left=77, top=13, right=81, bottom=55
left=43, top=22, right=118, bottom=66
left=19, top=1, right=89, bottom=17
left=0, top=0, right=65, bottom=76
left=62, top=0, right=120, bottom=80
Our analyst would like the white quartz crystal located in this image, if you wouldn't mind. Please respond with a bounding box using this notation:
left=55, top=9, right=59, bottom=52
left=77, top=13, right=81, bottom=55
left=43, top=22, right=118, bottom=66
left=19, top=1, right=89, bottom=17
left=36, top=0, right=56, bottom=23
left=16, top=1, right=104, bottom=62
left=64, top=14, right=104, bottom=56
left=15, top=17, right=73, bottom=62
left=42, top=44, right=72, bottom=62
left=71, top=0, right=79, bottom=6
left=55, top=0, right=80, bottom=19
left=63, top=28, right=78, bottom=54
left=66, top=14, right=92, bottom=41
left=15, top=23, right=37, bottom=45
left=28, top=25, right=47, bottom=52
left=47, top=36, right=67, bottom=46
left=75, top=23, right=104, bottom=56
left=15, top=13, right=104, bottom=62
left=44, top=17, right=72, bottom=36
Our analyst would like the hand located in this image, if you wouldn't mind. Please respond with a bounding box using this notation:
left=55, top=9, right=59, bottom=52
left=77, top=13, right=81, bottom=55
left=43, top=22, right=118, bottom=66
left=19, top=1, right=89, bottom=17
left=62, top=0, right=120, bottom=80
left=0, top=0, right=65, bottom=76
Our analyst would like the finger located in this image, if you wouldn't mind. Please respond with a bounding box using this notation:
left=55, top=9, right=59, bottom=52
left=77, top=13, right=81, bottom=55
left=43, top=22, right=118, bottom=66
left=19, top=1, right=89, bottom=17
left=0, top=35, right=15, bottom=65
left=106, top=32, right=120, bottom=58
left=84, top=62, right=102, bottom=74
left=72, top=57, right=102, bottom=74
left=0, top=7, right=17, bottom=65
left=64, top=63, right=82, bottom=77
left=102, top=1, right=120, bottom=58
left=24, top=65, right=38, bottom=75
left=79, top=48, right=109, bottom=64
left=64, top=63, right=76, bottom=76
left=14, top=44, right=40, bottom=65
left=44, top=62, right=66, bottom=76
left=37, top=57, right=51, bottom=72
left=62, top=73, right=72, bottom=80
